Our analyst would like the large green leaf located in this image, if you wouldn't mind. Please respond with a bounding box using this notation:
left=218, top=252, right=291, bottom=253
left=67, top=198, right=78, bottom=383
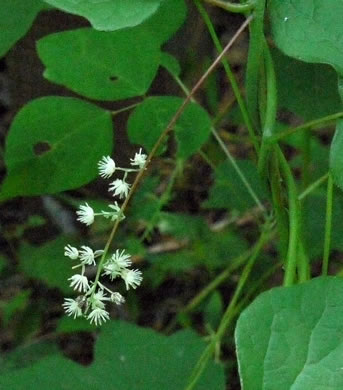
left=235, top=277, right=343, bottom=390
left=0, top=0, right=45, bottom=58
left=43, top=0, right=163, bottom=31
left=330, top=120, right=343, bottom=190
left=0, top=321, right=225, bottom=389
left=272, top=48, right=341, bottom=121
left=37, top=0, right=186, bottom=100
left=0, top=96, right=113, bottom=200
left=268, top=0, right=343, bottom=74
left=19, top=237, right=74, bottom=294
left=127, top=96, right=212, bottom=160
left=37, top=29, right=161, bottom=101
left=203, top=160, right=266, bottom=213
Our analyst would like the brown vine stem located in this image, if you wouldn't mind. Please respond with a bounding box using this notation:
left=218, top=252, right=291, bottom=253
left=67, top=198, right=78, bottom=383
left=91, top=15, right=253, bottom=292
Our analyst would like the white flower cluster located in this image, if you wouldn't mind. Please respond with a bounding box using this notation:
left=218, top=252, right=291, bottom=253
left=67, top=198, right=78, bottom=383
left=63, top=150, right=147, bottom=326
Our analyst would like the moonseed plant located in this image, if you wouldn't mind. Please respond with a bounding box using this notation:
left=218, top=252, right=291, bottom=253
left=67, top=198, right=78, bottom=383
left=62, top=149, right=147, bottom=326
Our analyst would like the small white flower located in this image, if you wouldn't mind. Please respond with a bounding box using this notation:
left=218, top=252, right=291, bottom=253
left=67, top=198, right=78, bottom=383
left=110, top=292, right=125, bottom=305
left=90, top=289, right=108, bottom=310
left=68, top=274, right=89, bottom=292
left=101, top=202, right=125, bottom=221
left=76, top=203, right=94, bottom=226
left=98, top=156, right=116, bottom=178
left=130, top=148, right=147, bottom=169
left=87, top=307, right=110, bottom=326
left=121, top=269, right=143, bottom=290
left=103, top=262, right=122, bottom=281
left=109, top=179, right=130, bottom=199
left=79, top=246, right=96, bottom=266
left=112, top=249, right=132, bottom=268
left=64, top=245, right=79, bottom=260
left=62, top=298, right=83, bottom=318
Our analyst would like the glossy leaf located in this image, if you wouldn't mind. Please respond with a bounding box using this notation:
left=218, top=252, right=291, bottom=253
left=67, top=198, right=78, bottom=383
left=37, top=0, right=186, bottom=100
left=0, top=97, right=113, bottom=200
left=236, top=277, right=343, bottom=390
left=128, top=96, right=212, bottom=160
left=0, top=0, right=45, bottom=58
left=269, top=0, right=343, bottom=74
left=272, top=48, right=341, bottom=121
left=0, top=321, right=225, bottom=389
left=43, top=0, right=163, bottom=31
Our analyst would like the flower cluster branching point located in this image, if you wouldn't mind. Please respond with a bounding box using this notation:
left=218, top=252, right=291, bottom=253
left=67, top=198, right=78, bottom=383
left=63, top=150, right=145, bottom=325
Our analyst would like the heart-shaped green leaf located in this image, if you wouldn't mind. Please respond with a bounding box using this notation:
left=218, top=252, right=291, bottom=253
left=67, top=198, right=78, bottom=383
left=37, top=28, right=161, bottom=101
left=127, top=96, right=212, bottom=160
left=0, top=96, right=113, bottom=200
left=0, top=321, right=225, bottom=389
left=43, top=0, right=163, bottom=31
left=269, top=0, right=343, bottom=74
left=37, top=0, right=186, bottom=100
left=235, top=276, right=343, bottom=390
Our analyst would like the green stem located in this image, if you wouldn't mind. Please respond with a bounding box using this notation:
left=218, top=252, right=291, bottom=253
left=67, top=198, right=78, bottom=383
left=257, top=41, right=277, bottom=178
left=322, top=174, right=334, bottom=276
left=211, top=127, right=267, bottom=215
left=111, top=102, right=141, bottom=116
left=297, top=241, right=310, bottom=282
left=301, top=131, right=311, bottom=189
left=204, top=0, right=255, bottom=13
left=298, top=172, right=329, bottom=201
left=270, top=112, right=343, bottom=142
left=173, top=74, right=266, bottom=216
left=245, top=0, right=266, bottom=130
left=184, top=246, right=256, bottom=314
left=184, top=228, right=276, bottom=314
left=279, top=148, right=300, bottom=287
left=185, top=220, right=271, bottom=390
left=270, top=149, right=289, bottom=260
left=193, top=0, right=259, bottom=154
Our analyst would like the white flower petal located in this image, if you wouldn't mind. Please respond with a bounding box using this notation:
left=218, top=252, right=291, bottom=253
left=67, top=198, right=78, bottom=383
left=62, top=298, right=83, bottom=319
left=112, top=249, right=132, bottom=268
left=98, top=156, right=116, bottom=178
left=121, top=269, right=143, bottom=290
left=64, top=245, right=79, bottom=260
left=79, top=246, right=96, bottom=266
left=108, top=179, right=130, bottom=199
left=87, top=307, right=110, bottom=326
left=68, top=274, right=89, bottom=292
left=110, top=292, right=125, bottom=305
left=76, top=203, right=95, bottom=226
left=130, top=148, right=147, bottom=169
